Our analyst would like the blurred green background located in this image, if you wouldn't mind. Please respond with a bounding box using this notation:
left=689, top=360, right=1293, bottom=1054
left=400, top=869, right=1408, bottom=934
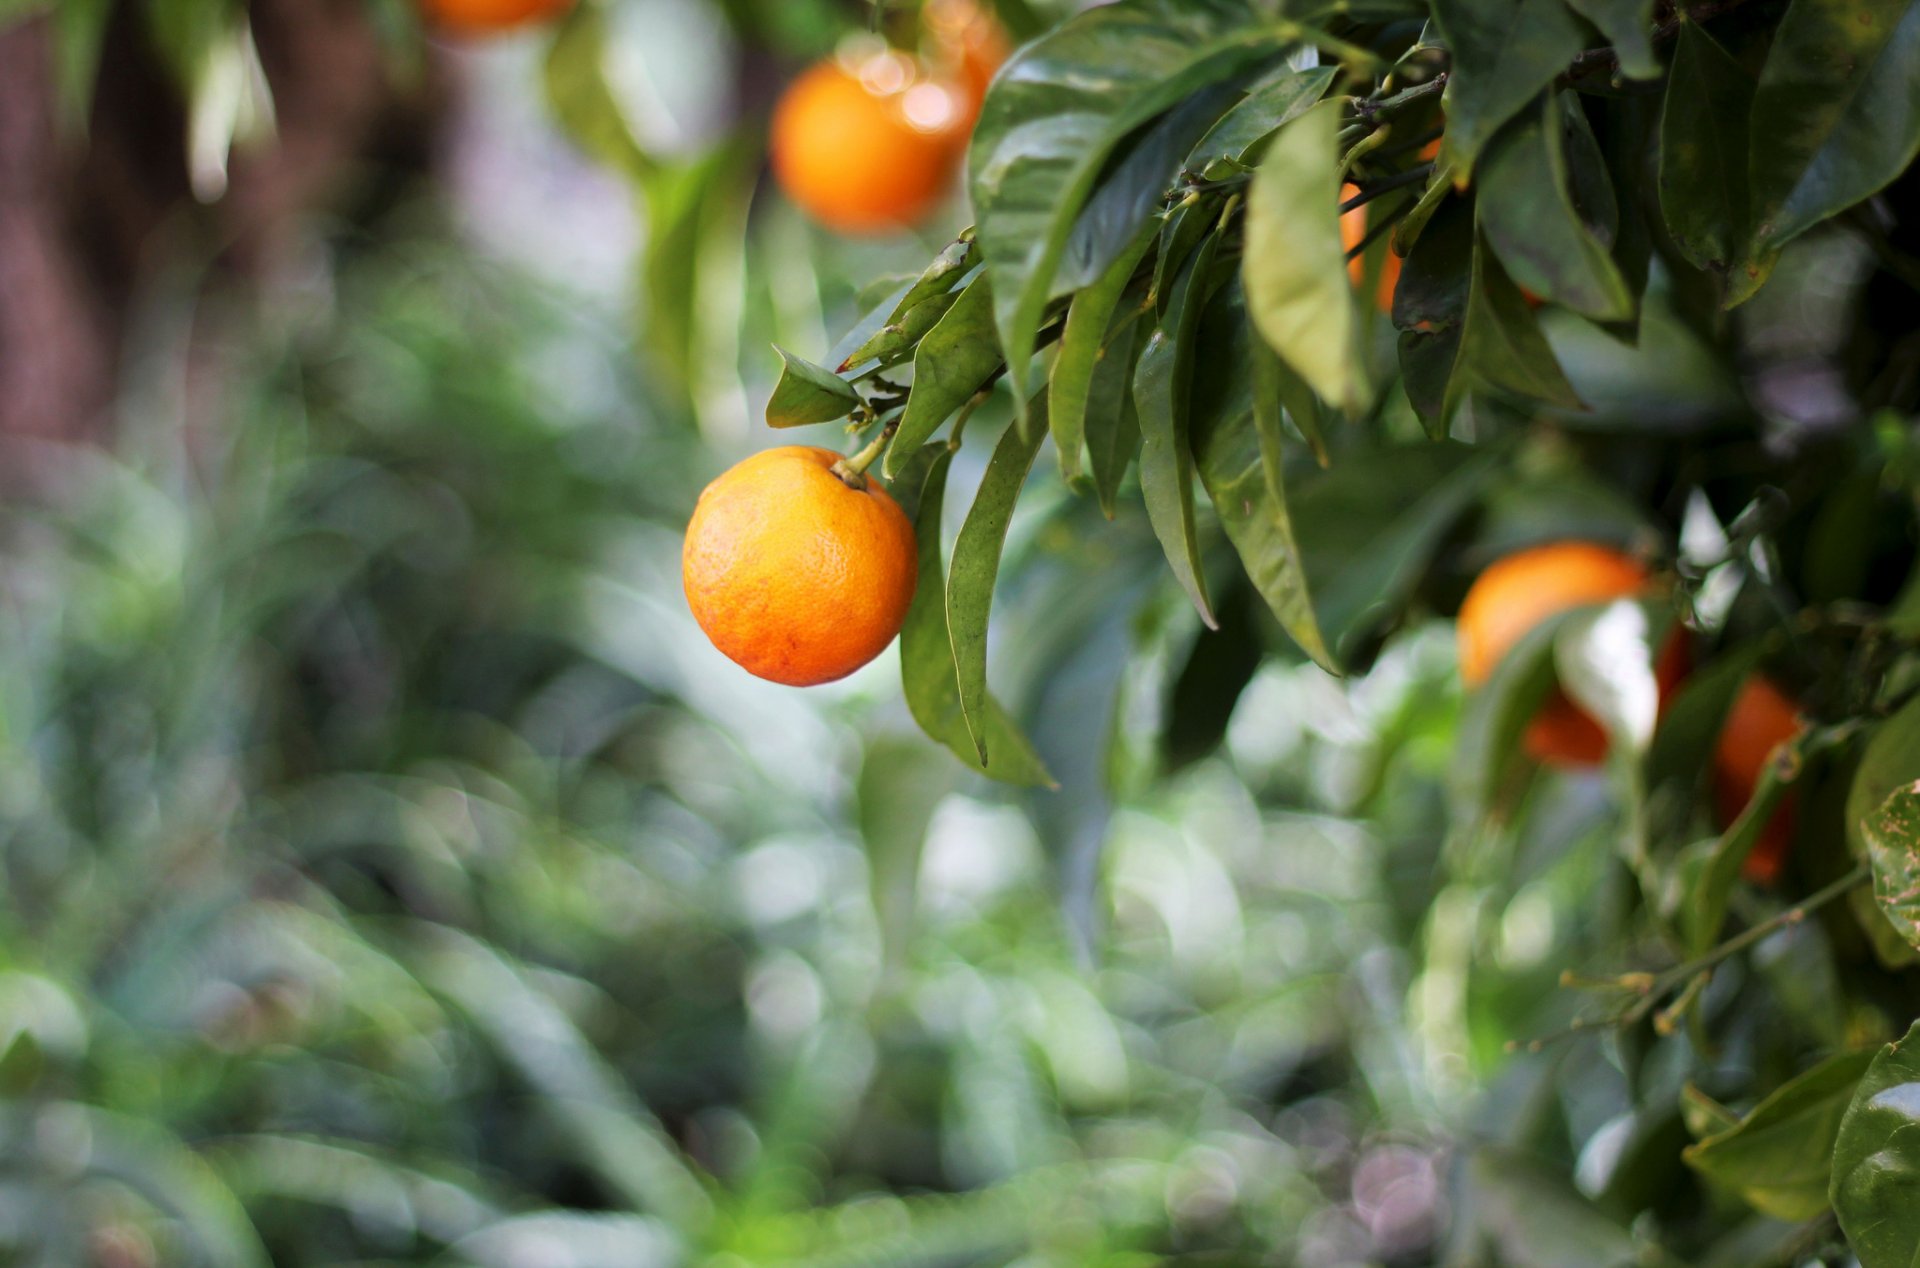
left=0, top=6, right=1802, bottom=1265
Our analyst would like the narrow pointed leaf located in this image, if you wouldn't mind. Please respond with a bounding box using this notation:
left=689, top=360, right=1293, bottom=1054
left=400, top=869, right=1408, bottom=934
left=1731, top=0, right=1920, bottom=304
left=1478, top=97, right=1634, bottom=321
left=1243, top=98, right=1371, bottom=415
left=948, top=414, right=1049, bottom=761
left=839, top=289, right=963, bottom=371
left=1430, top=0, right=1585, bottom=178
left=1086, top=321, right=1146, bottom=517
left=1185, top=64, right=1338, bottom=169
left=1683, top=1049, right=1874, bottom=1221
left=899, top=445, right=1053, bottom=785
left=1050, top=225, right=1155, bottom=481
left=1565, top=0, right=1658, bottom=79
left=1134, top=230, right=1223, bottom=628
left=968, top=0, right=1290, bottom=416
left=1659, top=21, right=1755, bottom=273
left=1444, top=233, right=1583, bottom=423
left=1832, top=1019, right=1920, bottom=1268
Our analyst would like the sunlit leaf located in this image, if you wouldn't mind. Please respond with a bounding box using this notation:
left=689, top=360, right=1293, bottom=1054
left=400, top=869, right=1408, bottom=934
left=1243, top=98, right=1371, bottom=415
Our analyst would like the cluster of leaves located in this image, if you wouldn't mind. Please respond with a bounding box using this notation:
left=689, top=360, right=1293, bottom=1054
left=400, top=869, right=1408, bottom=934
left=762, top=0, right=1920, bottom=1262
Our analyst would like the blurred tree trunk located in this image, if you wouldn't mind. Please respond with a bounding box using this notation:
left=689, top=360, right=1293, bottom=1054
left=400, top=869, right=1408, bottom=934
left=0, top=1, right=440, bottom=447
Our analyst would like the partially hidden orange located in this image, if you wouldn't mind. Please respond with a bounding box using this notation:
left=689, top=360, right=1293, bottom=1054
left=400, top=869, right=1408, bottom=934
left=683, top=446, right=918, bottom=686
left=771, top=54, right=970, bottom=235
left=421, top=0, right=572, bottom=34
left=1457, top=541, right=1676, bottom=767
left=1712, top=676, right=1806, bottom=886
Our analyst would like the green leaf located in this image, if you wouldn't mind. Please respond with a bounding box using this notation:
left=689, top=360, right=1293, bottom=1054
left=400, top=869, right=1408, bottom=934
left=899, top=445, right=1054, bottom=786
left=1863, top=779, right=1920, bottom=950
left=1478, top=95, right=1634, bottom=321
left=1443, top=231, right=1583, bottom=424
left=1683, top=1084, right=1743, bottom=1140
left=838, top=289, right=963, bottom=372
left=1683, top=1049, right=1875, bottom=1221
left=1393, top=195, right=1474, bottom=429
left=888, top=275, right=1003, bottom=476
left=1732, top=0, right=1920, bottom=304
left=766, top=347, right=860, bottom=428
left=1243, top=98, right=1371, bottom=415
left=1050, top=225, right=1155, bottom=482
left=543, top=7, right=656, bottom=185
left=1685, top=745, right=1800, bottom=956
left=1185, top=64, right=1339, bottom=168
left=1255, top=335, right=1329, bottom=469
left=50, top=0, right=113, bottom=129
left=1459, top=1147, right=1639, bottom=1268
left=860, top=734, right=961, bottom=978
left=1134, top=234, right=1222, bottom=629
left=1847, top=694, right=1920, bottom=857
left=1429, top=0, right=1586, bottom=178
left=640, top=140, right=757, bottom=409
left=887, top=232, right=979, bottom=324
left=1152, top=195, right=1215, bottom=316
left=947, top=416, right=1050, bottom=764
left=1564, top=0, right=1658, bottom=79
left=1189, top=287, right=1335, bottom=672
left=1658, top=21, right=1755, bottom=273
left=1832, top=1019, right=1920, bottom=1268
left=1293, top=441, right=1496, bottom=670
left=1453, top=608, right=1568, bottom=822
left=968, top=0, right=1289, bottom=416
left=1086, top=324, right=1146, bottom=518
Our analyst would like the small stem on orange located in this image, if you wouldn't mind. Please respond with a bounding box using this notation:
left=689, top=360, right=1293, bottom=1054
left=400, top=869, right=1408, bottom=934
left=833, top=417, right=898, bottom=488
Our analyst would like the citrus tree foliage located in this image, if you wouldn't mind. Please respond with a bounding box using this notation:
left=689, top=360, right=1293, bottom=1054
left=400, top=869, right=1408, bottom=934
left=758, top=1, right=1920, bottom=1262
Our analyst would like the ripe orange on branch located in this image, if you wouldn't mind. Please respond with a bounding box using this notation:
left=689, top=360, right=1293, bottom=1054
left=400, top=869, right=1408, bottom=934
left=1457, top=541, right=1680, bottom=767
left=771, top=50, right=971, bottom=235
left=682, top=446, right=918, bottom=687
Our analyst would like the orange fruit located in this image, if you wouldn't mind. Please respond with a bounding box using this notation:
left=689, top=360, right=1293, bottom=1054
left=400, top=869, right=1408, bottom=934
left=683, top=446, right=918, bottom=686
left=925, top=0, right=1010, bottom=122
left=1457, top=541, right=1662, bottom=767
left=1712, top=676, right=1806, bottom=886
left=420, top=0, right=572, bottom=34
left=771, top=54, right=969, bottom=235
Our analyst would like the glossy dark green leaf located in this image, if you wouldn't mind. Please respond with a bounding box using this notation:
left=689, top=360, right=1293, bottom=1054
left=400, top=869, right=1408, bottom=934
left=1185, top=64, right=1338, bottom=169
left=1863, top=779, right=1920, bottom=950
left=1051, top=226, right=1155, bottom=483
left=1459, top=1147, right=1639, bottom=1268
left=1685, top=743, right=1799, bottom=955
left=837, top=289, right=963, bottom=372
left=948, top=415, right=1050, bottom=763
left=1086, top=323, right=1145, bottom=518
left=1393, top=194, right=1474, bottom=430
left=1444, top=232, right=1583, bottom=424
left=1430, top=0, right=1585, bottom=178
left=1133, top=233, right=1222, bottom=629
left=899, top=445, right=1053, bottom=787
left=765, top=346, right=860, bottom=428
left=1243, top=98, right=1371, bottom=415
left=1659, top=21, right=1755, bottom=273
left=1565, top=0, right=1658, bottom=79
left=968, top=0, right=1289, bottom=414
left=1153, top=196, right=1213, bottom=316
left=1163, top=582, right=1265, bottom=770
left=1478, top=96, right=1634, bottom=321
left=888, top=275, right=1002, bottom=476
left=1832, top=1019, right=1920, bottom=1268
left=543, top=8, right=656, bottom=185
left=1189, top=283, right=1334, bottom=670
left=1061, top=83, right=1245, bottom=296
left=1683, top=1049, right=1875, bottom=1221
left=1846, top=695, right=1920, bottom=857
left=1732, top=0, right=1920, bottom=304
